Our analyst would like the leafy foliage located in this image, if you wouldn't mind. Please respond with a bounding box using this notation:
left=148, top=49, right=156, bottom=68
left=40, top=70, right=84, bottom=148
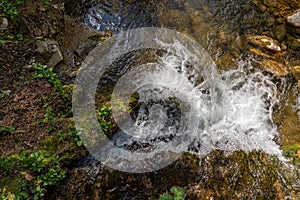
left=96, top=105, right=112, bottom=132
left=0, top=151, right=66, bottom=199
left=159, top=186, right=186, bottom=200
left=31, top=63, right=67, bottom=98
left=0, top=125, right=14, bottom=135
left=0, top=0, right=26, bottom=19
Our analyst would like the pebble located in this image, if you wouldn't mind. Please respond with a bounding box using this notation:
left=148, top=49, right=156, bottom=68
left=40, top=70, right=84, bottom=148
left=0, top=17, right=8, bottom=30
left=273, top=24, right=286, bottom=41
left=292, top=66, right=300, bottom=80
left=287, top=10, right=300, bottom=28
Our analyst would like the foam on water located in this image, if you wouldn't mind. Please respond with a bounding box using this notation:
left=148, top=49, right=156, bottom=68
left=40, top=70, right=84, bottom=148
left=111, top=38, right=282, bottom=158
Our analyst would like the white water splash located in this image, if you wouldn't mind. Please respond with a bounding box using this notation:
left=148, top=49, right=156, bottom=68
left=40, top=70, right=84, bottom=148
left=74, top=27, right=285, bottom=172
left=113, top=39, right=283, bottom=158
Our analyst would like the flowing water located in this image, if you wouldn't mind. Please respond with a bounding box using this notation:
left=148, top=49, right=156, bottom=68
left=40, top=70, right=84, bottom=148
left=72, top=0, right=300, bottom=159
left=64, top=0, right=300, bottom=198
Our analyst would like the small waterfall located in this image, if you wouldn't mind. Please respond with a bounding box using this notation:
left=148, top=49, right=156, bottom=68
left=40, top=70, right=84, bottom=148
left=73, top=27, right=287, bottom=174
left=109, top=39, right=282, bottom=158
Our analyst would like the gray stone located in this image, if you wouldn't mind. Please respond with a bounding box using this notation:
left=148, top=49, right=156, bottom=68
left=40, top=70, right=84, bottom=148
left=0, top=17, right=8, bottom=30
left=36, top=39, right=64, bottom=68
left=287, top=10, right=300, bottom=28
left=75, top=39, right=98, bottom=60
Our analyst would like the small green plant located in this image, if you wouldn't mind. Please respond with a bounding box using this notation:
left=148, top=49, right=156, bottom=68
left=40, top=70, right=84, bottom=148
left=0, top=150, right=66, bottom=200
left=159, top=186, right=186, bottom=200
left=31, top=63, right=67, bottom=98
left=68, top=126, right=83, bottom=147
left=0, top=40, right=5, bottom=45
left=0, top=125, right=14, bottom=135
left=33, top=164, right=66, bottom=199
left=0, top=90, right=11, bottom=98
left=42, top=104, right=56, bottom=132
left=0, top=0, right=26, bottom=19
left=42, top=0, right=51, bottom=6
left=96, top=106, right=112, bottom=132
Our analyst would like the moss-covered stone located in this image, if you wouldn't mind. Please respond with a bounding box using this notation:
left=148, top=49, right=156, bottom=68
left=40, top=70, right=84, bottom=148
left=49, top=150, right=298, bottom=199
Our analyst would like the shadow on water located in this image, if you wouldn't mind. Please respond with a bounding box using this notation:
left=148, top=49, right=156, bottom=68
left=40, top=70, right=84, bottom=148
left=66, top=0, right=158, bottom=33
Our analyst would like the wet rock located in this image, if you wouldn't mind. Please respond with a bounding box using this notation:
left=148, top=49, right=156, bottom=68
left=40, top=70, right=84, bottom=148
left=266, top=17, right=275, bottom=28
left=0, top=17, right=8, bottom=30
left=247, top=35, right=281, bottom=52
left=248, top=46, right=289, bottom=76
left=263, top=0, right=277, bottom=7
left=49, top=150, right=299, bottom=199
left=290, top=38, right=300, bottom=50
left=261, top=59, right=289, bottom=76
left=49, top=153, right=200, bottom=200
left=273, top=24, right=286, bottom=41
left=36, top=39, right=63, bottom=68
left=75, top=40, right=99, bottom=60
left=292, top=66, right=300, bottom=80
left=186, top=151, right=297, bottom=199
left=248, top=46, right=273, bottom=59
left=75, top=31, right=112, bottom=60
left=287, top=10, right=300, bottom=28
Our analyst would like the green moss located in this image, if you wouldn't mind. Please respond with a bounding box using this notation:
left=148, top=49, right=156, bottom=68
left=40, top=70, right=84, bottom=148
left=0, top=125, right=15, bottom=135
left=0, top=150, right=66, bottom=200
left=42, top=135, right=60, bottom=153
left=88, top=31, right=112, bottom=42
left=0, top=177, right=28, bottom=200
left=281, top=144, right=300, bottom=156
left=281, top=144, right=300, bottom=166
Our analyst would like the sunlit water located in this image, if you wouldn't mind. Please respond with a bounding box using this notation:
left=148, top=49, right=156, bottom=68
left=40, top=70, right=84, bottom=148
left=70, top=0, right=300, bottom=163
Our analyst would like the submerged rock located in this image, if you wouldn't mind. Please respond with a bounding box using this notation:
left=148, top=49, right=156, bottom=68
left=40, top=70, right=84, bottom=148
left=248, top=46, right=289, bottom=76
left=287, top=10, right=300, bottom=28
left=247, top=35, right=281, bottom=52
left=261, top=59, right=289, bottom=76
left=292, top=66, right=300, bottom=80
left=273, top=24, right=287, bottom=41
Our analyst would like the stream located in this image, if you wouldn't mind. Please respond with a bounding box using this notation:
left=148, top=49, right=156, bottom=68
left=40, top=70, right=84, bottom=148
left=53, top=0, right=300, bottom=199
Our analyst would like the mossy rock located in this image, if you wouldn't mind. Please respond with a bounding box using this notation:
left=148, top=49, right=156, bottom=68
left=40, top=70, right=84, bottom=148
left=281, top=144, right=300, bottom=166
left=49, top=150, right=297, bottom=199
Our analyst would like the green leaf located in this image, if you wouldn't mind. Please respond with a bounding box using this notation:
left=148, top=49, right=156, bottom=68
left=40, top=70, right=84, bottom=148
left=159, top=194, right=174, bottom=200
left=42, top=0, right=51, bottom=6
